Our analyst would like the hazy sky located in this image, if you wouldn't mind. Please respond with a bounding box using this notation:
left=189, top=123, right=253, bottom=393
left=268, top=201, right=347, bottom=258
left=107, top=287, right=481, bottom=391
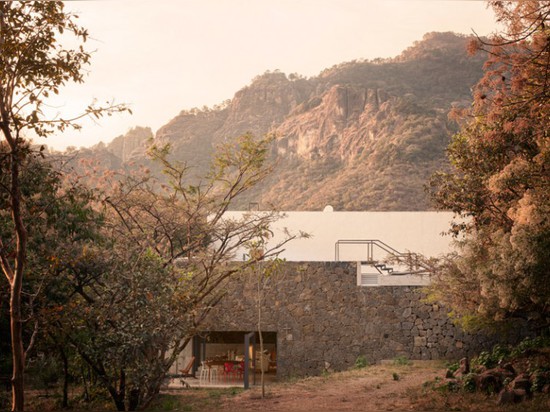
left=35, top=0, right=500, bottom=150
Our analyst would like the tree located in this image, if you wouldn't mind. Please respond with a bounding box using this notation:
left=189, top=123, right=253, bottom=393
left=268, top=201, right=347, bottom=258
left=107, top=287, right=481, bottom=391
left=0, top=3, right=127, bottom=410
left=46, top=246, right=191, bottom=411
left=251, top=255, right=283, bottom=398
left=45, top=133, right=299, bottom=411
left=0, top=145, right=103, bottom=408
left=428, top=1, right=550, bottom=329
left=0, top=150, right=101, bottom=407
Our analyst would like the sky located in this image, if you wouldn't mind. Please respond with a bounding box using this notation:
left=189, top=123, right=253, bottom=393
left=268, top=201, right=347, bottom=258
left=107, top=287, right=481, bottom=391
left=35, top=0, right=501, bottom=151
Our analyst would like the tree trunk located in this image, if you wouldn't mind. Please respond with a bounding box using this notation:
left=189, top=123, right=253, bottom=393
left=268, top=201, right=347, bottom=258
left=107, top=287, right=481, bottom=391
left=10, top=285, right=25, bottom=412
left=257, top=263, right=265, bottom=398
left=106, top=385, right=126, bottom=412
left=8, top=143, right=28, bottom=412
left=0, top=60, right=29, bottom=409
left=81, top=365, right=90, bottom=403
left=96, top=377, right=126, bottom=411
left=128, top=388, right=139, bottom=411
left=60, top=346, right=69, bottom=408
left=116, top=369, right=126, bottom=411
left=113, top=395, right=126, bottom=412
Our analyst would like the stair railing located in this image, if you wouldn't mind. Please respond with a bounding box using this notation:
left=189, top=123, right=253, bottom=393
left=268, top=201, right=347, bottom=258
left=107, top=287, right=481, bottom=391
left=334, top=239, right=434, bottom=275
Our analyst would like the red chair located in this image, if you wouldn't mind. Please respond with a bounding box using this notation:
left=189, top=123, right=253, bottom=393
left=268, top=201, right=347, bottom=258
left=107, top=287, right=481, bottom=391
left=235, top=361, right=245, bottom=380
left=223, top=362, right=237, bottom=381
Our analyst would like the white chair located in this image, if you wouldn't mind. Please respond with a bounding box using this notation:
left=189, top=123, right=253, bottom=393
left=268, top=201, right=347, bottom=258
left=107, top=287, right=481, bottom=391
left=199, top=362, right=209, bottom=386
left=210, top=365, right=218, bottom=383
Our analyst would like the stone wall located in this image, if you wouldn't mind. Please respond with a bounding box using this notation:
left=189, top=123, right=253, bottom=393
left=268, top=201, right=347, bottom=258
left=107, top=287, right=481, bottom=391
left=203, top=262, right=507, bottom=378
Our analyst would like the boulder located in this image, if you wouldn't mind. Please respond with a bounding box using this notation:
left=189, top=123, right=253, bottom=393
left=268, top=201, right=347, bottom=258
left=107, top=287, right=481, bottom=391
left=478, top=370, right=503, bottom=394
left=500, top=363, right=516, bottom=377
left=511, top=374, right=531, bottom=393
left=453, top=357, right=470, bottom=377
left=496, top=369, right=516, bottom=383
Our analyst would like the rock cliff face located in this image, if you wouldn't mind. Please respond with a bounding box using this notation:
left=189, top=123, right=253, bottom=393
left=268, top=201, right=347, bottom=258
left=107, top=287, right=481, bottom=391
left=217, top=72, right=313, bottom=140
left=274, top=85, right=392, bottom=162
left=106, top=126, right=153, bottom=162
left=80, top=32, right=486, bottom=211
left=155, top=109, right=229, bottom=169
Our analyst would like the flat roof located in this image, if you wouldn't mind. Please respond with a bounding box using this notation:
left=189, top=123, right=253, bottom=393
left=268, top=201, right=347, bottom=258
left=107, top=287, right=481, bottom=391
left=224, top=210, right=459, bottom=262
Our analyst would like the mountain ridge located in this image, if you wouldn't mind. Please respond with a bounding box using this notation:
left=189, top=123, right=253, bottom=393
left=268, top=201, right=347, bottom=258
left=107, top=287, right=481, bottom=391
left=74, top=32, right=486, bottom=211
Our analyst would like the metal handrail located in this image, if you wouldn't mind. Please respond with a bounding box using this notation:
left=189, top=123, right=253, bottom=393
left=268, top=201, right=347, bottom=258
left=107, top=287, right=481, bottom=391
left=335, top=239, right=407, bottom=261
left=335, top=239, right=433, bottom=275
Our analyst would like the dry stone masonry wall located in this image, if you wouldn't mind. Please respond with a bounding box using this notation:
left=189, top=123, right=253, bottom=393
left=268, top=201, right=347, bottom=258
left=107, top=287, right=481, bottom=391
left=204, top=262, right=509, bottom=378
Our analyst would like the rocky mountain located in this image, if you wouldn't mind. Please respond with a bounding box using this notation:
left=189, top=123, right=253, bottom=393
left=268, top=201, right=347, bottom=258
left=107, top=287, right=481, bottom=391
left=79, top=32, right=486, bottom=211
left=104, top=126, right=153, bottom=163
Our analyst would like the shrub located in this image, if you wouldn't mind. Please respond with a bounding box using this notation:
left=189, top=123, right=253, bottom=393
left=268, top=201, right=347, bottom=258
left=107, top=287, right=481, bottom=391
left=530, top=369, right=550, bottom=393
left=445, top=361, right=459, bottom=373
left=26, top=354, right=60, bottom=390
left=462, top=373, right=478, bottom=393
left=473, top=344, right=510, bottom=369
left=393, top=355, right=411, bottom=366
left=434, top=379, right=460, bottom=393
left=472, top=335, right=550, bottom=371
left=511, top=336, right=550, bottom=358
left=354, top=355, right=369, bottom=369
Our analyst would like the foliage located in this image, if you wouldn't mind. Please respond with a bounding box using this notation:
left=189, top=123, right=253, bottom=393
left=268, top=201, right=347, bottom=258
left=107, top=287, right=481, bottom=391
left=530, top=368, right=550, bottom=393
left=473, top=345, right=511, bottom=369
left=0, top=150, right=106, bottom=403
left=428, top=1, right=550, bottom=326
left=46, top=133, right=298, bottom=411
left=0, top=2, right=127, bottom=411
left=26, top=354, right=60, bottom=390
left=393, top=356, right=411, bottom=366
left=427, top=336, right=550, bottom=398
left=510, top=335, right=550, bottom=357
left=461, top=373, right=477, bottom=393
left=48, top=246, right=194, bottom=411
left=0, top=146, right=100, bottom=400
left=354, top=355, right=369, bottom=369
left=432, top=377, right=460, bottom=393
left=470, top=335, right=550, bottom=370
left=445, top=361, right=460, bottom=373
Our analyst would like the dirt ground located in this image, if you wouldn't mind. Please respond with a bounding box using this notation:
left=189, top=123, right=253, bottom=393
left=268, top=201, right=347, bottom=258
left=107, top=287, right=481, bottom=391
left=21, top=360, right=550, bottom=411
left=215, top=361, right=443, bottom=412
left=207, top=361, right=550, bottom=412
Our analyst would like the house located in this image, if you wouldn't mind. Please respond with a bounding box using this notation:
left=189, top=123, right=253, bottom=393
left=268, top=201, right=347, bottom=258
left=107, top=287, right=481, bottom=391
left=171, top=210, right=521, bottom=380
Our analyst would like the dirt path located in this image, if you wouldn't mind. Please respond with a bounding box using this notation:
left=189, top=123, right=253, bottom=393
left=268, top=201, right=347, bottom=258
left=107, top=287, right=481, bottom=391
left=217, top=361, right=444, bottom=412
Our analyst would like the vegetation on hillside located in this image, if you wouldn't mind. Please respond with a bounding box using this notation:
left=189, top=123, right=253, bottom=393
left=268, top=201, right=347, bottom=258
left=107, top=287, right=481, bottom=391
left=76, top=32, right=487, bottom=211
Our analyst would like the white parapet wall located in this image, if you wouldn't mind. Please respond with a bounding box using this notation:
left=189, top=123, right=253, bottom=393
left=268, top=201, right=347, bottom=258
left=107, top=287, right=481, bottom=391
left=223, top=209, right=460, bottom=262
